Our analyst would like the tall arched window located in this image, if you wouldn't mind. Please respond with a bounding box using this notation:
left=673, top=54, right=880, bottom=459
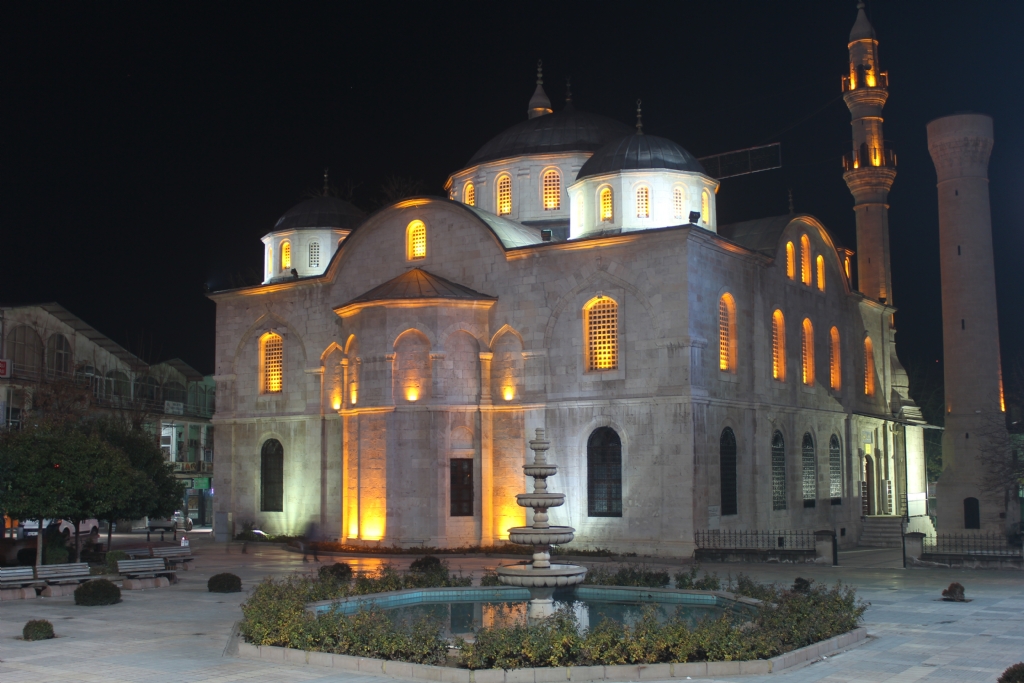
left=406, top=220, right=426, bottom=260
left=829, top=434, right=842, bottom=503
left=464, top=181, right=476, bottom=207
left=5, top=325, right=43, bottom=378
left=829, top=327, right=841, bottom=390
left=308, top=241, right=321, bottom=268
left=636, top=186, right=650, bottom=218
left=45, top=333, right=72, bottom=378
left=260, top=438, right=284, bottom=512
left=260, top=332, right=283, bottom=394
left=266, top=246, right=273, bottom=278
left=816, top=255, right=826, bottom=291
left=863, top=336, right=875, bottom=396
left=584, top=296, right=618, bottom=371
left=785, top=242, right=796, bottom=279
left=281, top=241, right=291, bottom=270
left=720, top=427, right=737, bottom=516
left=802, top=432, right=816, bottom=507
left=701, top=190, right=710, bottom=224
left=718, top=293, right=736, bottom=372
left=599, top=187, right=613, bottom=221
left=497, top=175, right=512, bottom=215
left=542, top=169, right=561, bottom=210
left=801, top=318, right=814, bottom=385
left=673, top=186, right=685, bottom=220
left=800, top=234, right=812, bottom=285
left=771, top=431, right=786, bottom=511
left=771, top=310, right=786, bottom=381
left=587, top=427, right=622, bottom=517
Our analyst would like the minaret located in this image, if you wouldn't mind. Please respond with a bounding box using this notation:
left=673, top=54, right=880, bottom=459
left=527, top=60, right=552, bottom=119
left=842, top=2, right=896, bottom=303
left=927, top=113, right=1006, bottom=532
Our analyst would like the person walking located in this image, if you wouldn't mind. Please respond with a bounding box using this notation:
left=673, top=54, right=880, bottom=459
left=302, top=519, right=320, bottom=562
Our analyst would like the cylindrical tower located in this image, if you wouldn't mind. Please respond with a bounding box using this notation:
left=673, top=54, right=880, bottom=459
left=842, top=2, right=896, bottom=303
left=927, top=113, right=1006, bottom=532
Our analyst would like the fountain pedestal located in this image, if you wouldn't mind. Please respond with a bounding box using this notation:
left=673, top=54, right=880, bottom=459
left=496, top=429, right=586, bottom=619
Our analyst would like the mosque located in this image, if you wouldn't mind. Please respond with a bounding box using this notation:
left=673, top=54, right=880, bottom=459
left=209, top=4, right=1005, bottom=552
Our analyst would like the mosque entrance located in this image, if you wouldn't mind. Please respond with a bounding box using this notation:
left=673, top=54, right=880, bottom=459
left=864, top=455, right=876, bottom=515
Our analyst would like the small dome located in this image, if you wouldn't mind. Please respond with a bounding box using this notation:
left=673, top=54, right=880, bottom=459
left=273, top=196, right=364, bottom=231
left=576, top=134, right=705, bottom=180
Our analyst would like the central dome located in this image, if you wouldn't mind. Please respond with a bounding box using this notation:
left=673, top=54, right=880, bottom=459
left=274, top=196, right=364, bottom=231
left=467, top=107, right=632, bottom=166
left=576, top=134, right=705, bottom=180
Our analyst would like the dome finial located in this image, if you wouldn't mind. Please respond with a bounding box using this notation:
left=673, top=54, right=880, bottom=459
left=536, top=59, right=543, bottom=86
left=788, top=188, right=795, bottom=214
left=635, top=99, right=644, bottom=135
left=527, top=59, right=553, bottom=119
left=850, top=1, right=875, bottom=40
left=323, top=168, right=330, bottom=196
left=565, top=76, right=572, bottom=106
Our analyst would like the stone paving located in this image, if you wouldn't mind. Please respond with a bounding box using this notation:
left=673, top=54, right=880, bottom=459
left=0, top=533, right=1021, bottom=683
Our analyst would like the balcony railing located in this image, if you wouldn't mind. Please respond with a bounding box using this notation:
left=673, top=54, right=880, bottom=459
left=841, top=70, right=888, bottom=93
left=694, top=529, right=817, bottom=551
left=924, top=533, right=1022, bottom=557
left=843, top=145, right=897, bottom=171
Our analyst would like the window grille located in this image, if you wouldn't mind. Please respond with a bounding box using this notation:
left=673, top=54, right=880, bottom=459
left=262, top=333, right=283, bottom=393
left=816, top=255, right=825, bottom=291
left=308, top=241, right=320, bottom=268
left=587, top=427, right=622, bottom=517
left=673, top=187, right=685, bottom=219
left=785, top=242, right=795, bottom=279
left=542, top=170, right=561, bottom=210
left=800, top=235, right=811, bottom=285
left=636, top=187, right=650, bottom=218
left=281, top=241, right=291, bottom=270
left=802, top=433, right=816, bottom=507
left=801, top=318, right=814, bottom=385
left=829, top=327, right=841, bottom=390
left=771, top=310, right=786, bottom=381
left=864, top=337, right=875, bottom=395
left=497, top=175, right=512, bottom=215
left=407, top=220, right=426, bottom=260
left=829, top=434, right=842, bottom=502
left=450, top=459, right=474, bottom=516
left=585, top=297, right=618, bottom=371
left=771, top=431, right=786, bottom=510
left=600, top=187, right=613, bottom=221
left=720, top=427, right=738, bottom=516
left=464, top=182, right=475, bottom=207
left=260, top=439, right=284, bottom=512
left=701, top=190, right=710, bottom=223
left=719, top=294, right=734, bottom=371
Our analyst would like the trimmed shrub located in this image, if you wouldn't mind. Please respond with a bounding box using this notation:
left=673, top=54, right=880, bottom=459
left=23, top=619, right=55, bottom=641
left=479, top=571, right=502, bottom=587
left=792, top=577, right=814, bottom=593
left=409, top=555, right=442, bottom=572
left=999, top=662, right=1024, bottom=683
left=585, top=564, right=670, bottom=588
left=208, top=573, right=243, bottom=593
left=941, top=582, right=966, bottom=602
left=674, top=563, right=721, bottom=590
left=74, top=579, right=121, bottom=606
left=105, top=550, right=129, bottom=574
left=319, top=562, right=353, bottom=582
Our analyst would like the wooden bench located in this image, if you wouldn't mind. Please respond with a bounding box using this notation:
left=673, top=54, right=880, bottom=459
left=35, top=563, right=91, bottom=585
left=116, top=558, right=175, bottom=580
left=0, top=566, right=38, bottom=588
left=150, top=546, right=193, bottom=568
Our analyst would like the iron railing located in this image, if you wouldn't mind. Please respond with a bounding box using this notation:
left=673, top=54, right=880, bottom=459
left=923, top=533, right=1023, bottom=557
left=695, top=529, right=817, bottom=551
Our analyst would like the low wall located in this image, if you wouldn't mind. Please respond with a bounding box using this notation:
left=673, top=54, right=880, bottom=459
left=916, top=553, right=1022, bottom=570
left=694, top=548, right=816, bottom=563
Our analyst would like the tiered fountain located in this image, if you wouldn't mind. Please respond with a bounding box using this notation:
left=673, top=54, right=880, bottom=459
left=497, top=428, right=587, bottom=619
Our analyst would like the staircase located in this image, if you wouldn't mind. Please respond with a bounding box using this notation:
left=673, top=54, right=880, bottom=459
left=859, top=516, right=904, bottom=548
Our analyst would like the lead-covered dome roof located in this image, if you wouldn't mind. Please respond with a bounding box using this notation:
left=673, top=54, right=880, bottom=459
left=274, top=196, right=365, bottom=231
left=576, top=133, right=705, bottom=180
left=467, top=106, right=632, bottom=166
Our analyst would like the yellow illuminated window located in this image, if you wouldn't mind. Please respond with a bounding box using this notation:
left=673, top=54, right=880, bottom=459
left=585, top=296, right=618, bottom=371
left=719, top=293, right=736, bottom=371
left=599, top=187, right=613, bottom=221
left=542, top=170, right=561, bottom=210
left=497, top=175, right=512, bottom=215
left=863, top=337, right=875, bottom=396
left=800, top=235, right=811, bottom=285
left=281, top=241, right=291, bottom=270
left=464, top=182, right=475, bottom=207
left=701, top=190, right=710, bottom=223
left=829, top=326, right=841, bottom=390
left=673, top=186, right=685, bottom=220
left=636, top=187, right=650, bottom=218
left=406, top=220, right=426, bottom=260
left=801, top=318, right=815, bottom=385
left=261, top=332, right=283, bottom=394
left=772, top=310, right=786, bottom=381
left=786, top=242, right=795, bottom=279
left=844, top=257, right=851, bottom=279
left=816, top=255, right=825, bottom=291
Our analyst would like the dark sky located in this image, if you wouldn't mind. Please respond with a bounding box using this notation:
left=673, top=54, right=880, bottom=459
left=3, top=1, right=1022, bottom=378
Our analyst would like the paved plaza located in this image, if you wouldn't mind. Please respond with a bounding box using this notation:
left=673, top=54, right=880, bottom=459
left=0, top=533, right=1021, bottom=683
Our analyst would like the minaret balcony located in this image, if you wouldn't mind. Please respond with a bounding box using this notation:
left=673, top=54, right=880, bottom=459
left=842, top=71, right=888, bottom=93
left=843, top=145, right=896, bottom=172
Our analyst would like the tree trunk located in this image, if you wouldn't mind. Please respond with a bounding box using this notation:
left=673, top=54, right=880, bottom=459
left=106, top=518, right=114, bottom=551
left=35, top=518, right=44, bottom=566
left=73, top=522, right=82, bottom=563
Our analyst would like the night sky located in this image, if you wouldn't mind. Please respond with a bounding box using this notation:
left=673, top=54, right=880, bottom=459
left=3, top=1, right=1022, bottom=381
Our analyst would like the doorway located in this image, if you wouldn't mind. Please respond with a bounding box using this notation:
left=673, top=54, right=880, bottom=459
left=964, top=497, right=980, bottom=529
left=864, top=455, right=876, bottom=515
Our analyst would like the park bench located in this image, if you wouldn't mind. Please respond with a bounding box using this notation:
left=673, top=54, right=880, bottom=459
left=116, top=558, right=176, bottom=582
left=35, top=563, right=92, bottom=585
left=0, top=566, right=38, bottom=588
left=149, top=546, right=193, bottom=568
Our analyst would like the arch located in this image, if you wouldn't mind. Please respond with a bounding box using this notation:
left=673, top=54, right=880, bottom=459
left=45, top=333, right=72, bottom=378
left=450, top=426, right=474, bottom=450
left=801, top=318, right=815, bottom=385
left=587, top=427, right=622, bottom=517
left=406, top=219, right=426, bottom=260
left=136, top=375, right=161, bottom=404
left=496, top=174, right=512, bottom=215
left=584, top=295, right=618, bottom=371
left=437, top=321, right=487, bottom=353
left=771, top=310, right=786, bottom=381
left=701, top=189, right=710, bottom=224
left=308, top=240, right=321, bottom=269
left=829, top=327, right=841, bottom=390
left=863, top=336, right=876, bottom=396
left=464, top=181, right=476, bottom=207
left=395, top=328, right=431, bottom=403
left=718, top=293, right=737, bottom=372
left=599, top=186, right=614, bottom=222
left=490, top=326, right=524, bottom=402
left=164, top=380, right=186, bottom=404
left=635, top=185, right=650, bottom=218
left=232, top=311, right=309, bottom=376
left=319, top=341, right=344, bottom=363
left=5, top=325, right=43, bottom=377
left=260, top=331, right=284, bottom=394
left=801, top=432, right=816, bottom=507
left=963, top=497, right=980, bottom=529
left=105, top=370, right=130, bottom=400
left=541, top=168, right=561, bottom=210
left=280, top=240, right=292, bottom=270
left=800, top=234, right=812, bottom=285
left=488, top=323, right=525, bottom=351
left=260, top=438, right=284, bottom=512
left=719, top=427, right=738, bottom=516
left=771, top=430, right=787, bottom=510
left=816, top=254, right=826, bottom=291
left=345, top=335, right=360, bottom=406
left=785, top=242, right=796, bottom=280
left=673, top=185, right=687, bottom=220
left=392, top=323, right=438, bottom=352
left=829, top=434, right=842, bottom=502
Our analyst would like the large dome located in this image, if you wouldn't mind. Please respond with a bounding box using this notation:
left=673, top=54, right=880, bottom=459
left=273, top=196, right=364, bottom=231
left=576, top=133, right=705, bottom=180
left=467, top=106, right=632, bottom=166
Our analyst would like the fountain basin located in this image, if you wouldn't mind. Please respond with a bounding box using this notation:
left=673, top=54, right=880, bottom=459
left=506, top=526, right=576, bottom=545
left=515, top=493, right=565, bottom=509
left=523, top=464, right=558, bottom=478
left=496, top=563, right=587, bottom=589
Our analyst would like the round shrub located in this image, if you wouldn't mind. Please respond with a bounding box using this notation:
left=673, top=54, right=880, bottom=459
left=74, top=579, right=121, bottom=606
left=941, top=582, right=966, bottom=602
left=208, top=572, right=242, bottom=593
left=23, top=619, right=55, bottom=641
left=105, top=550, right=129, bottom=574
left=318, top=562, right=353, bottom=582
left=999, top=663, right=1024, bottom=683
left=409, top=555, right=442, bottom=572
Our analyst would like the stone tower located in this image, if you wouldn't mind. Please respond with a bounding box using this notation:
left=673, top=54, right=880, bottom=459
left=927, top=113, right=1006, bottom=532
left=842, top=2, right=896, bottom=303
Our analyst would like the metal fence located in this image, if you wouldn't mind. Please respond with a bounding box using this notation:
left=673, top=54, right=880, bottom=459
left=923, top=533, right=1023, bottom=557
left=695, top=529, right=817, bottom=551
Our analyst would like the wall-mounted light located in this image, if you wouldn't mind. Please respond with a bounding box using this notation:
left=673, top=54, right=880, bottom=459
left=406, top=386, right=420, bottom=402
left=502, top=385, right=515, bottom=401
left=350, top=384, right=358, bottom=405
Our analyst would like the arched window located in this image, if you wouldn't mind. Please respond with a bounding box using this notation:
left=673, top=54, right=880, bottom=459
left=718, top=293, right=736, bottom=372
left=260, top=332, right=283, bottom=394
left=720, top=427, right=737, bottom=516
left=406, top=220, right=426, bottom=260
left=829, top=435, right=842, bottom=503
left=542, top=169, right=561, bottom=210
left=599, top=187, right=614, bottom=222
left=497, top=175, right=512, bottom=215
left=800, top=234, right=812, bottom=285
left=308, top=241, right=321, bottom=268
left=816, top=255, right=825, bottom=291
left=164, top=381, right=186, bottom=404
left=464, top=181, right=476, bottom=207
left=829, top=327, right=841, bottom=390
left=281, top=241, right=291, bottom=270
left=785, top=242, right=796, bottom=279
left=771, top=310, right=786, bottom=381
left=771, top=431, right=786, bottom=511
left=587, top=427, right=622, bottom=517
left=5, top=325, right=43, bottom=378
left=105, top=370, right=130, bottom=400
left=636, top=186, right=650, bottom=218
left=701, top=190, right=710, bottom=224
left=260, top=438, right=284, bottom=512
left=802, top=432, right=816, bottom=507
left=137, top=376, right=160, bottom=405
left=584, top=296, right=618, bottom=371
left=801, top=318, right=814, bottom=385
left=45, top=333, right=72, bottom=378
left=863, top=336, right=875, bottom=396
left=673, top=186, right=686, bottom=220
